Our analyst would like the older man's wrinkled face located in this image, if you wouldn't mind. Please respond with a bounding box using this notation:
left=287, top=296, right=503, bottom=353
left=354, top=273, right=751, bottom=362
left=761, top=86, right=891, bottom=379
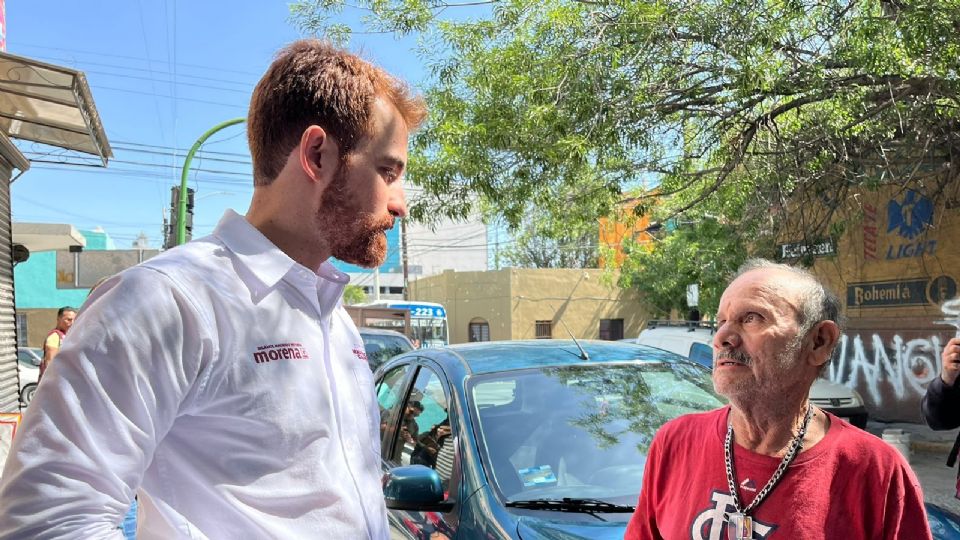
left=712, top=269, right=809, bottom=402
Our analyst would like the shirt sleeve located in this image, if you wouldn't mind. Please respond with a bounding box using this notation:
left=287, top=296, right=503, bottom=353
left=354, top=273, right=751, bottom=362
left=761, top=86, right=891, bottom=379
left=882, top=456, right=932, bottom=540
left=0, top=266, right=216, bottom=539
left=43, top=332, right=61, bottom=350
left=624, top=431, right=666, bottom=540
left=921, top=374, right=960, bottom=430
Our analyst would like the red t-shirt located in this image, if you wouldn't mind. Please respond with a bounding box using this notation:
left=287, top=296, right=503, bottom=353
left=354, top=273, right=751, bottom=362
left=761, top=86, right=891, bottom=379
left=625, top=406, right=930, bottom=540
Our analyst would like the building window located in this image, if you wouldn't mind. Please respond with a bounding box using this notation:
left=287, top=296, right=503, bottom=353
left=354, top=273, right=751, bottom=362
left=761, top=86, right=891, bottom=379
left=468, top=318, right=490, bottom=342
left=599, top=318, right=624, bottom=341
left=15, top=313, right=27, bottom=347
left=535, top=320, right=552, bottom=339
left=388, top=286, right=404, bottom=294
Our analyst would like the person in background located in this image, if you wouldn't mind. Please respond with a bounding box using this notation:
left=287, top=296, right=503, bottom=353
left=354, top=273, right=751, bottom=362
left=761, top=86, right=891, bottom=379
left=38, top=306, right=76, bottom=381
left=921, top=335, right=960, bottom=500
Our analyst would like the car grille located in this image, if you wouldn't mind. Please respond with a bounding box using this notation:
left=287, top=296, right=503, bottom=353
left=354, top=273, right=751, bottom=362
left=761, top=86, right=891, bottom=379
left=810, top=397, right=854, bottom=407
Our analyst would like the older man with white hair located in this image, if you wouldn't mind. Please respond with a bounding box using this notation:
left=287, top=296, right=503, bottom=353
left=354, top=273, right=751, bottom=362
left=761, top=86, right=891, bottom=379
left=626, top=259, right=929, bottom=539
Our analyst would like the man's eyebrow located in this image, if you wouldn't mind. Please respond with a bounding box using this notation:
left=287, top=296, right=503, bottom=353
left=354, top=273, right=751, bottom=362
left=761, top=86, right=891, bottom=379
left=382, top=156, right=406, bottom=171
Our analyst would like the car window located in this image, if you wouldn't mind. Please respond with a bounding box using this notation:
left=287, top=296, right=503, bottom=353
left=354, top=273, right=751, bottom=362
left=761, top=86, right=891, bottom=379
left=377, top=364, right=412, bottom=456
left=688, top=342, right=713, bottom=369
left=391, top=367, right=448, bottom=462
left=473, top=380, right=517, bottom=408
left=362, top=332, right=413, bottom=370
left=469, top=363, right=723, bottom=504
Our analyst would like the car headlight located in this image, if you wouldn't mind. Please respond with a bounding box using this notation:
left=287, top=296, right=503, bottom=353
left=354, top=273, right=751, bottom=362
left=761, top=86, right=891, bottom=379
left=851, top=389, right=864, bottom=407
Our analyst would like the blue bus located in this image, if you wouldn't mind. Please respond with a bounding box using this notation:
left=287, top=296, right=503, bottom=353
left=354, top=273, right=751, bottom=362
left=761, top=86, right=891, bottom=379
left=365, top=301, right=449, bottom=348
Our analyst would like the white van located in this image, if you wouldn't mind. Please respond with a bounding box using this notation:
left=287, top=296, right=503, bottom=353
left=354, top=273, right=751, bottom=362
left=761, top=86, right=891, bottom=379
left=636, top=321, right=868, bottom=428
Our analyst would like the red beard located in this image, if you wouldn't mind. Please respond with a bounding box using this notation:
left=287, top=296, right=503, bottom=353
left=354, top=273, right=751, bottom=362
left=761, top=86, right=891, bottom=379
left=316, top=163, right=394, bottom=268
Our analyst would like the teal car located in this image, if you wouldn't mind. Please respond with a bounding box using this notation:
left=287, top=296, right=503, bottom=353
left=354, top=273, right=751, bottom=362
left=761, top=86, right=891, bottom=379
left=374, top=340, right=725, bottom=539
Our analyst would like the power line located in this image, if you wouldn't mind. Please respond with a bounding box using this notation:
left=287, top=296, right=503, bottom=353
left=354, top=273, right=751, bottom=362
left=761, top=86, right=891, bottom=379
left=111, top=140, right=250, bottom=158
left=29, top=164, right=256, bottom=190
left=110, top=145, right=252, bottom=166
left=83, top=68, right=251, bottom=95
left=29, top=53, right=254, bottom=89
left=93, top=85, right=247, bottom=110
left=9, top=41, right=264, bottom=77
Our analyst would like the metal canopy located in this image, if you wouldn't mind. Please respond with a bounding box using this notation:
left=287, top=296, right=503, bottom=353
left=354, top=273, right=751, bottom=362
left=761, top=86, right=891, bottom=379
left=0, top=51, right=112, bottom=166
left=12, top=222, right=86, bottom=253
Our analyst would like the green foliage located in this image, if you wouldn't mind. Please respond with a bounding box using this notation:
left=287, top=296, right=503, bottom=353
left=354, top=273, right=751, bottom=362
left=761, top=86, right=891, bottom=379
left=292, top=0, right=960, bottom=309
left=498, top=210, right=599, bottom=268
left=343, top=284, right=367, bottom=305
left=618, top=217, right=757, bottom=316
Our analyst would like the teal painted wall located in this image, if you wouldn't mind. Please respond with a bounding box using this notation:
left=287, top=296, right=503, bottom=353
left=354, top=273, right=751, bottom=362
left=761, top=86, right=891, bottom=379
left=14, top=229, right=116, bottom=309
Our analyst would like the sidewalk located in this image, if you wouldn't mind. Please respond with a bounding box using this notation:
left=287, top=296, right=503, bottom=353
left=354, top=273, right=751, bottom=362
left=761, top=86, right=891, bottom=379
left=865, top=420, right=958, bottom=452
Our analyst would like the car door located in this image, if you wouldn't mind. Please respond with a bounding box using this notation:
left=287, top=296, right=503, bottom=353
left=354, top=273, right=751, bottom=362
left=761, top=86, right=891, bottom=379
left=377, top=360, right=461, bottom=540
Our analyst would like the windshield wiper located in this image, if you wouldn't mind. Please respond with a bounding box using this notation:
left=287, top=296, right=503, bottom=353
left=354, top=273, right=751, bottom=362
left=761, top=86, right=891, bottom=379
left=505, top=497, right=635, bottom=513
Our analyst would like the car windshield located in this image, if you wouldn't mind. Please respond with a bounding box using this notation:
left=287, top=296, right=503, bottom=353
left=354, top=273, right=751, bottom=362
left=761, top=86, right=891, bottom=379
left=362, top=333, right=413, bottom=368
left=469, top=362, right=723, bottom=505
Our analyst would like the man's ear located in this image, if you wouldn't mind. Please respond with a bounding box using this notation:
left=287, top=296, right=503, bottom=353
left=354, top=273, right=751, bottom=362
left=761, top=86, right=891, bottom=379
left=808, top=320, right=840, bottom=367
left=297, top=125, right=336, bottom=186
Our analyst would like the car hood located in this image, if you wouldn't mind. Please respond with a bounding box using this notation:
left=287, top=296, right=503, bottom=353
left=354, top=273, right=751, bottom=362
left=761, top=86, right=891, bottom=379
left=809, top=378, right=857, bottom=401
left=517, top=515, right=628, bottom=540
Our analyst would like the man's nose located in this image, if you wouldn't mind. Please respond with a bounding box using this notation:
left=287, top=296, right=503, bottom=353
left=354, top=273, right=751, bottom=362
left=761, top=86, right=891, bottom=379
left=713, top=323, right=741, bottom=350
left=388, top=185, right=408, bottom=219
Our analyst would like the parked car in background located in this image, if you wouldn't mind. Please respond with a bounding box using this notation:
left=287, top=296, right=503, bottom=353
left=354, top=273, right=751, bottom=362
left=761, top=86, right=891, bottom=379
left=375, top=339, right=960, bottom=539
left=17, top=347, right=41, bottom=406
left=928, top=503, right=960, bottom=539
left=635, top=320, right=869, bottom=428
left=358, top=327, right=415, bottom=370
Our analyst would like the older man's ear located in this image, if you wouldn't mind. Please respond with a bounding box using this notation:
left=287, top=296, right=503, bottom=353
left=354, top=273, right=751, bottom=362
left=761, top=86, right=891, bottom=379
left=808, top=320, right=841, bottom=368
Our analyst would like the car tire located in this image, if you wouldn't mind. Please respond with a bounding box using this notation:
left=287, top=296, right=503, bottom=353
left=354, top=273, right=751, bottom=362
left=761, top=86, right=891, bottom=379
left=20, top=383, right=37, bottom=406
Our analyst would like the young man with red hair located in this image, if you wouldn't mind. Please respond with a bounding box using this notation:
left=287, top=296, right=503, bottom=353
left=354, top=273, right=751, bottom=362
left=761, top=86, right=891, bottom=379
left=0, top=40, right=426, bottom=539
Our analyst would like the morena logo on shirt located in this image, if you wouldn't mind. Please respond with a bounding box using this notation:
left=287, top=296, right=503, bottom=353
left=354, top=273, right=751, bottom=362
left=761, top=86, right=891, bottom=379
left=252, top=343, right=310, bottom=364
left=352, top=348, right=368, bottom=362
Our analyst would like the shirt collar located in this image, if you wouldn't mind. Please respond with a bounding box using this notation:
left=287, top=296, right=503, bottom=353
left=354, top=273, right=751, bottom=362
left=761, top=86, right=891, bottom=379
left=213, top=210, right=352, bottom=304
left=213, top=209, right=303, bottom=291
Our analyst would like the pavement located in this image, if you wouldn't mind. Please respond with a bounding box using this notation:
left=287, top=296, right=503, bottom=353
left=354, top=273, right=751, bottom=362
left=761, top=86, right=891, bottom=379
left=865, top=420, right=960, bottom=512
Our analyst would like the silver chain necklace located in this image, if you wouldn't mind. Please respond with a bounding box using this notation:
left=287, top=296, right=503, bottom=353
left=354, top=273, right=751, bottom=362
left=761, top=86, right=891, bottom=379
left=723, top=404, right=814, bottom=539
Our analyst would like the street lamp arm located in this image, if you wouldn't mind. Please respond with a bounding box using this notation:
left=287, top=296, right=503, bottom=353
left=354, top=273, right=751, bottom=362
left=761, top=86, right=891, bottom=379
left=177, top=117, right=246, bottom=245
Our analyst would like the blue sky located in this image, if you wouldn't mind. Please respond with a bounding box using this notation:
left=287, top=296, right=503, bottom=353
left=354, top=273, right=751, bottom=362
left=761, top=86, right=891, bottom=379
left=8, top=1, right=428, bottom=249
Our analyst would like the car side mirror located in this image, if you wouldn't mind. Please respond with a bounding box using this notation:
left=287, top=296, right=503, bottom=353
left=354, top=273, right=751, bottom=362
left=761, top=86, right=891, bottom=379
left=383, top=465, right=454, bottom=512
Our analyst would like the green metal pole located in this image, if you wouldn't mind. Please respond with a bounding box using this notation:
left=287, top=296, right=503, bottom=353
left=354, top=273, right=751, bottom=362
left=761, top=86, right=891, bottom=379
left=177, top=117, right=246, bottom=245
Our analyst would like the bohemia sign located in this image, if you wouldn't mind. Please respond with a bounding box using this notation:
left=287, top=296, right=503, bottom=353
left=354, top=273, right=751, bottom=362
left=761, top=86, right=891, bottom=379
left=847, top=276, right=957, bottom=308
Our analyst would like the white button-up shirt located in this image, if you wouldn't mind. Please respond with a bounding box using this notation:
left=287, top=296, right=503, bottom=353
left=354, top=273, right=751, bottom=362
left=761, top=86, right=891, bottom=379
left=0, top=210, right=389, bottom=539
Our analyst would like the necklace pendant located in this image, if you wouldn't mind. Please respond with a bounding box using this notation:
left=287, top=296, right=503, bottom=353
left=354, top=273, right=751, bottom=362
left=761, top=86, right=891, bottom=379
left=727, top=512, right=753, bottom=539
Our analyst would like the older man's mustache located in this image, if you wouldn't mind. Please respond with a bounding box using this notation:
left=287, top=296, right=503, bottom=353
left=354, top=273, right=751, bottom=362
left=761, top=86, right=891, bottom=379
left=715, top=349, right=752, bottom=367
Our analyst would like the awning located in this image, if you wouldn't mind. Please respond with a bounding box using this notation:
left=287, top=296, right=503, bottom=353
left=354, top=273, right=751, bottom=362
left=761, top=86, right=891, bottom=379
left=12, top=222, right=86, bottom=253
left=0, top=51, right=112, bottom=166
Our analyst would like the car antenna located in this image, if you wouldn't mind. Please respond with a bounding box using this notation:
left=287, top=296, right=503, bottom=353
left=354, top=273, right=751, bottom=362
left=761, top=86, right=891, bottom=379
left=549, top=303, right=589, bottom=361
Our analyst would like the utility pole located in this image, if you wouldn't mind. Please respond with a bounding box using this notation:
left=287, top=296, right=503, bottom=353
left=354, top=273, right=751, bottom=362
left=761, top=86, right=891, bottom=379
left=165, top=186, right=195, bottom=248
left=401, top=218, right=409, bottom=300
left=177, top=117, right=245, bottom=245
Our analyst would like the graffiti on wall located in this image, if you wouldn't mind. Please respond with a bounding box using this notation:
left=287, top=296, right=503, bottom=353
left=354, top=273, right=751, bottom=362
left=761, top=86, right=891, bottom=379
left=827, top=297, right=960, bottom=421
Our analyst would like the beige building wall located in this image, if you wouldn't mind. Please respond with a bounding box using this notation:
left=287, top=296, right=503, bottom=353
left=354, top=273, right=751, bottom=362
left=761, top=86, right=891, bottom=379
left=409, top=268, right=649, bottom=344
left=407, top=269, right=513, bottom=344
left=19, top=308, right=59, bottom=350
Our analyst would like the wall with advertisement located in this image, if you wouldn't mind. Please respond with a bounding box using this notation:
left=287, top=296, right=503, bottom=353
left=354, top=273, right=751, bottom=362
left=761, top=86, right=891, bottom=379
left=795, top=183, right=960, bottom=422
